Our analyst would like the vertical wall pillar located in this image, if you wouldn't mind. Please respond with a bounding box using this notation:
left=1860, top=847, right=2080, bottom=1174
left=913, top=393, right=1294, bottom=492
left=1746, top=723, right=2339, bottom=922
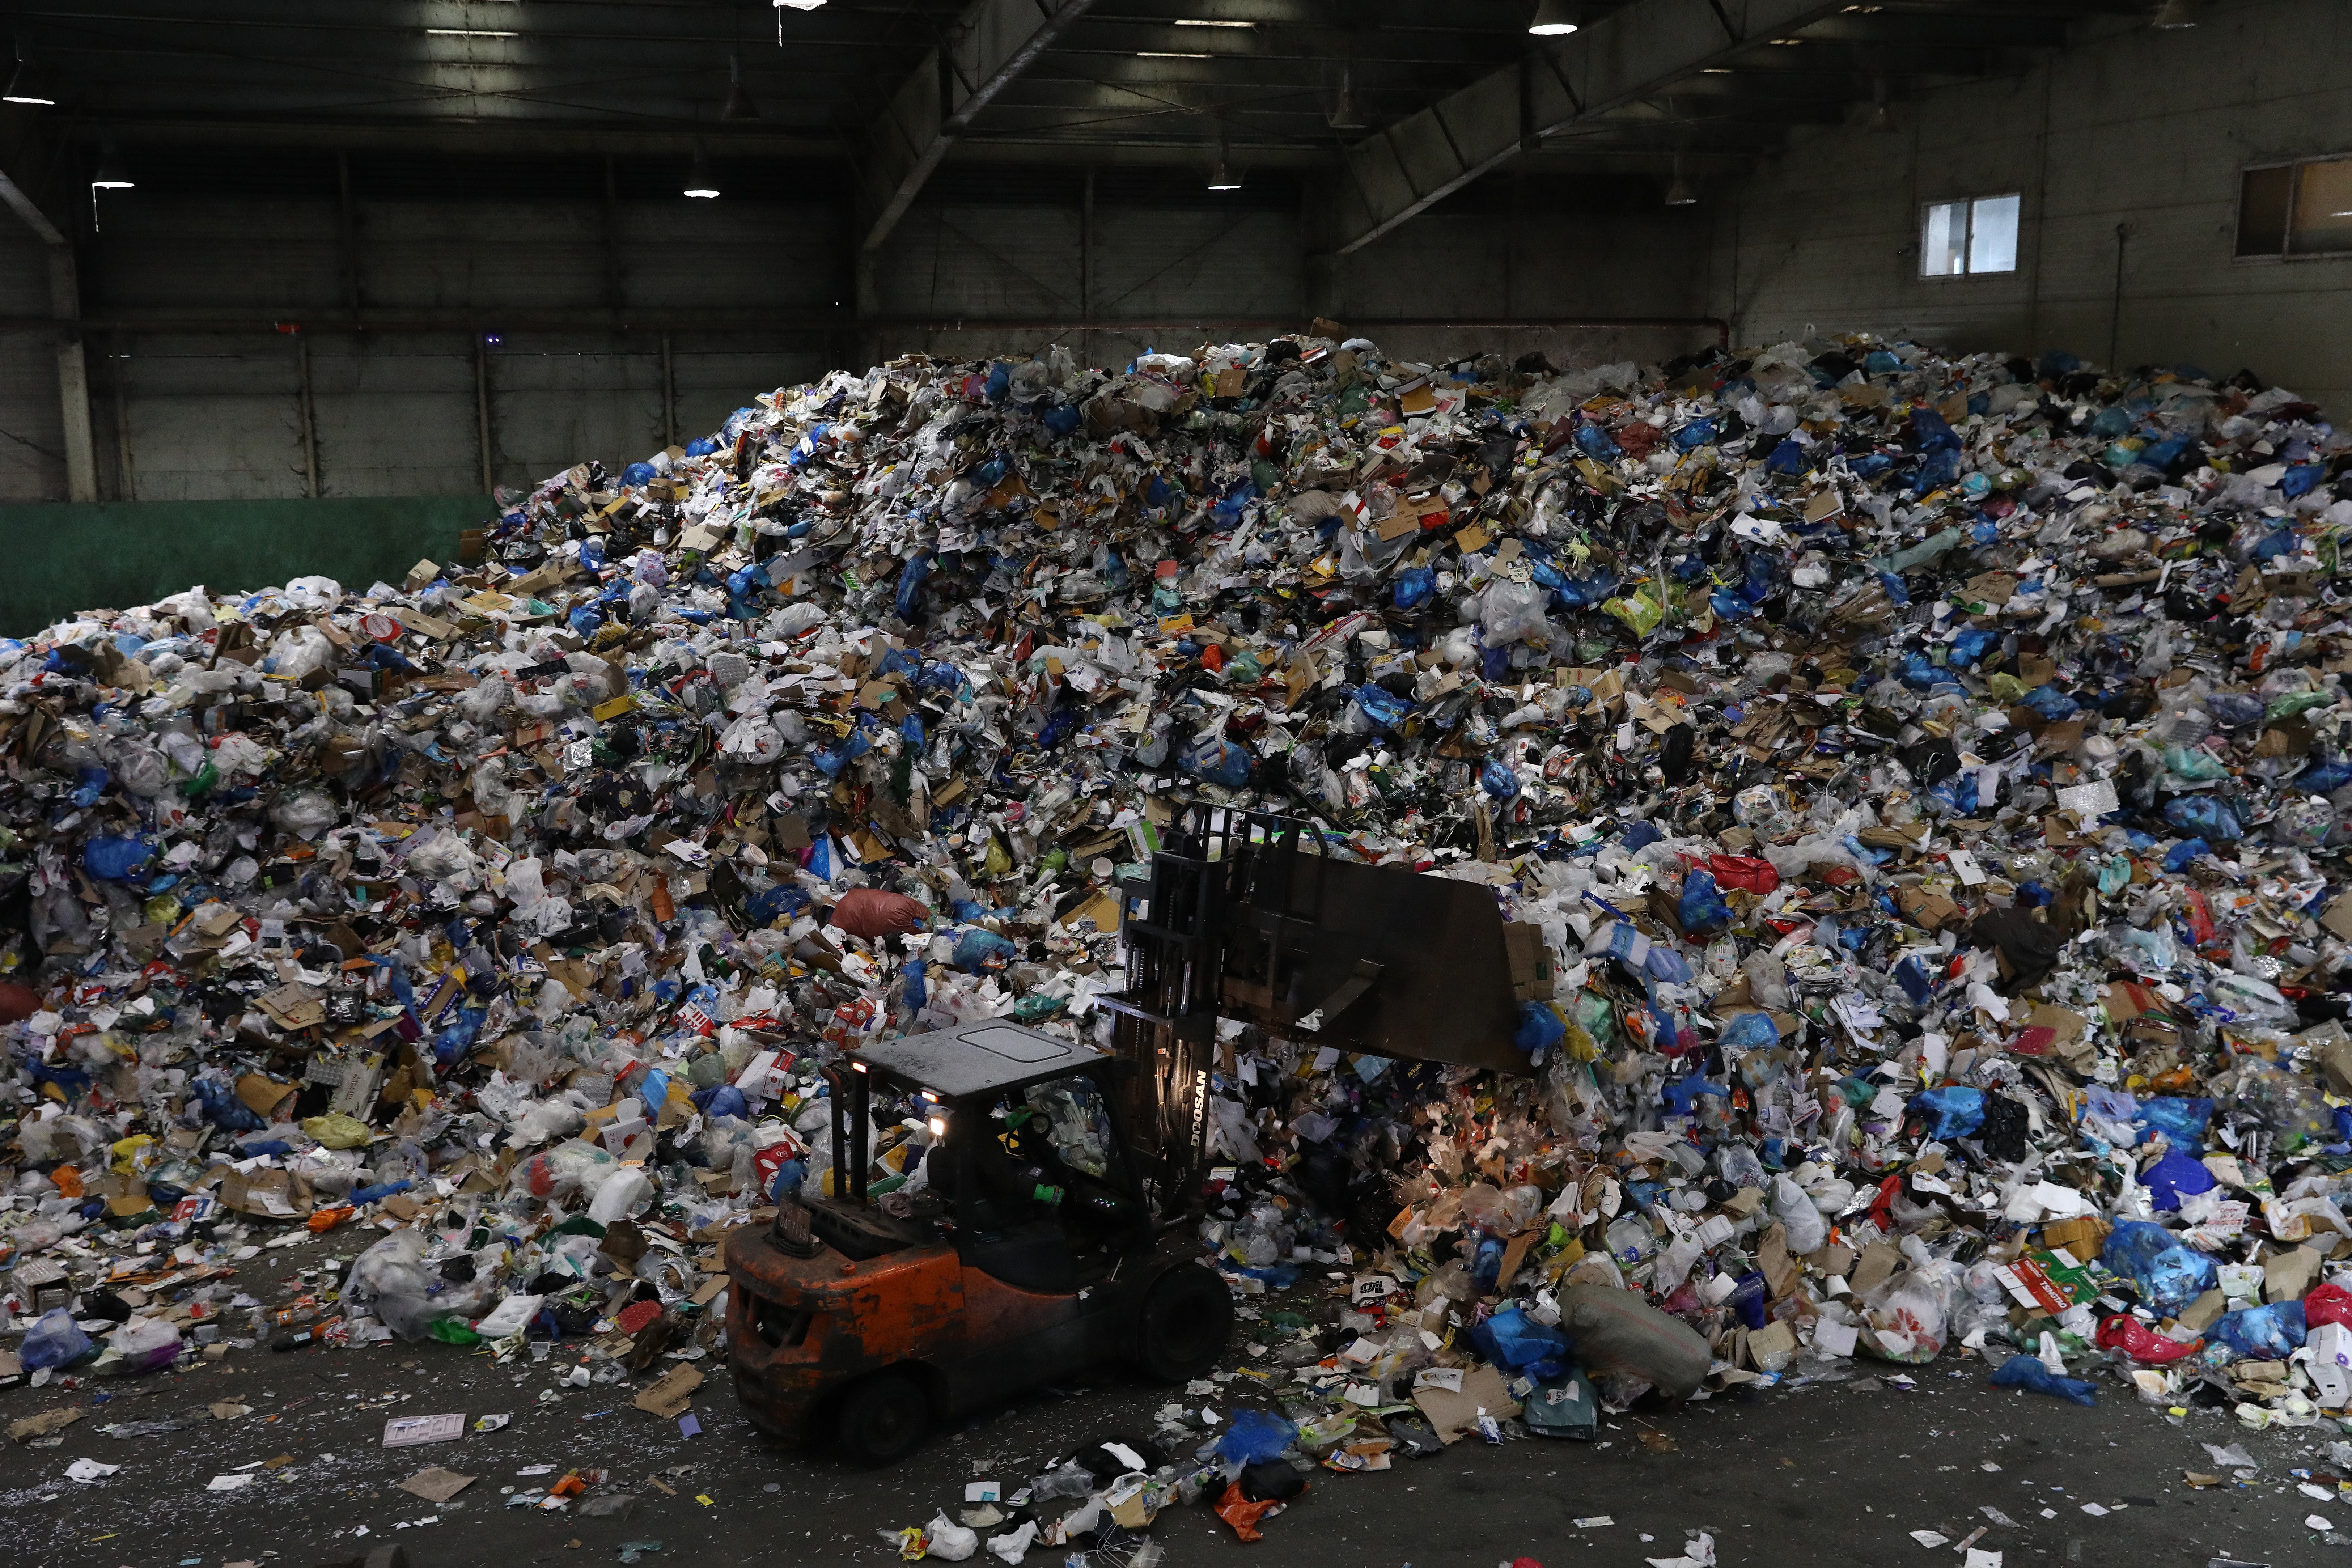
left=296, top=331, right=321, bottom=498
left=474, top=333, right=495, bottom=494
left=4, top=168, right=101, bottom=503
left=661, top=331, right=678, bottom=449
left=52, top=252, right=98, bottom=504
left=1080, top=166, right=1094, bottom=369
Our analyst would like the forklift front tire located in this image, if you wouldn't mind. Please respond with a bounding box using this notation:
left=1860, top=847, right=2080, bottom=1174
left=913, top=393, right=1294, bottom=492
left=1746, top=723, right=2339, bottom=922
left=835, top=1369, right=931, bottom=1466
left=1135, top=1264, right=1234, bottom=1382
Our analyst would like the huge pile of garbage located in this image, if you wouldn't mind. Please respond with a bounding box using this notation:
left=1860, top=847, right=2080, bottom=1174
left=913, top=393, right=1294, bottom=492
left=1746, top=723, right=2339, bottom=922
left=5, top=323, right=2352, bottom=1550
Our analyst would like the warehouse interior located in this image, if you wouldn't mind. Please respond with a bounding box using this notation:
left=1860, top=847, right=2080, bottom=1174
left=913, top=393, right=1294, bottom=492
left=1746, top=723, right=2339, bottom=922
left=1, top=0, right=2343, bottom=511
left=9, top=4, right=2352, bottom=1563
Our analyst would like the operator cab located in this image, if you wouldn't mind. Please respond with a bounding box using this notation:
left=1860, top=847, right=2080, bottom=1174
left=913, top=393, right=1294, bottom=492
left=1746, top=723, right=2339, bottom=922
left=781, top=1021, right=1146, bottom=1292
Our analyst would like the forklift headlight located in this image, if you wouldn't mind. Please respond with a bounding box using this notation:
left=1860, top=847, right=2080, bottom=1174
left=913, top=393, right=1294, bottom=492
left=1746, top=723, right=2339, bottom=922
left=927, top=1115, right=947, bottom=1138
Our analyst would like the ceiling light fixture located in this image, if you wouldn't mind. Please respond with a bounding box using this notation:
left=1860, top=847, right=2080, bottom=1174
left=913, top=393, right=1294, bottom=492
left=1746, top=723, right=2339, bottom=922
left=1208, top=126, right=1241, bottom=191
left=722, top=52, right=760, bottom=121
left=425, top=28, right=518, bottom=37
left=683, top=143, right=719, bottom=199
left=1173, top=17, right=1254, bottom=25
left=2151, top=0, right=2197, bottom=26
left=1328, top=64, right=1366, bottom=131
left=1664, top=155, right=1696, bottom=207
left=1137, top=50, right=1210, bottom=58
left=773, top=0, right=826, bottom=10
left=91, top=136, right=134, bottom=190
left=2, top=47, right=55, bottom=106
left=1528, top=0, right=1579, bottom=35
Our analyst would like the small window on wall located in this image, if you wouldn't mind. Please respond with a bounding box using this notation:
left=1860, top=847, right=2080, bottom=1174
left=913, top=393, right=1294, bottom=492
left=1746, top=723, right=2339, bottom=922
left=1921, top=194, right=2021, bottom=277
left=2238, top=157, right=2352, bottom=258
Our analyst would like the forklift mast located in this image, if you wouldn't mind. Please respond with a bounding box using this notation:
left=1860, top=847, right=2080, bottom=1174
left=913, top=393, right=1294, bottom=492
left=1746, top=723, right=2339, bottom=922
left=1099, top=804, right=1544, bottom=1211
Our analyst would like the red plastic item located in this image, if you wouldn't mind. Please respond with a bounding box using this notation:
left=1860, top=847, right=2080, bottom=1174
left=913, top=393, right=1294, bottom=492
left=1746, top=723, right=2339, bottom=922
left=0, top=981, right=41, bottom=1024
left=2095, top=1314, right=2200, bottom=1364
left=2305, top=1284, right=2352, bottom=1329
left=1706, top=854, right=1780, bottom=895
left=1215, top=1482, right=1285, bottom=1542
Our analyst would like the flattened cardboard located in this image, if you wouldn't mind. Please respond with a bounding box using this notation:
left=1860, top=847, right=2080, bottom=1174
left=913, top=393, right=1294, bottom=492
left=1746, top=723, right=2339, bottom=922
left=1410, top=1363, right=1520, bottom=1442
left=634, top=1364, right=703, bottom=1419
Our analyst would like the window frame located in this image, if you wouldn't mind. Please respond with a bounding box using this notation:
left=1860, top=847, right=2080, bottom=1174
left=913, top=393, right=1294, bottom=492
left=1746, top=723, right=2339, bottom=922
left=1917, top=191, right=2024, bottom=281
left=2234, top=153, right=2352, bottom=264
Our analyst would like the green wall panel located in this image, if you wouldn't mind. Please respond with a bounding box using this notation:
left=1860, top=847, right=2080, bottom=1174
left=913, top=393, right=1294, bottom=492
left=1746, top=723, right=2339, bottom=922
left=0, top=495, right=495, bottom=635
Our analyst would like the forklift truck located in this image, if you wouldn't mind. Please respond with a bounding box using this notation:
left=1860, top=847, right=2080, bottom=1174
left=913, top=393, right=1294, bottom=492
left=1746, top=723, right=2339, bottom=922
left=723, top=1020, right=1232, bottom=1464
left=726, top=805, right=1546, bottom=1463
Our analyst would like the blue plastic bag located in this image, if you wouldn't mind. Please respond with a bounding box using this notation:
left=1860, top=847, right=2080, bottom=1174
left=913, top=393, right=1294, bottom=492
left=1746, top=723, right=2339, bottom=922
left=21, top=1308, right=94, bottom=1370
left=1989, top=1353, right=2096, bottom=1406
left=1908, top=1086, right=1985, bottom=1140
left=952, top=928, right=1018, bottom=972
left=1213, top=1408, right=1298, bottom=1466
left=2101, top=1220, right=2218, bottom=1316
left=2212, top=1301, right=2306, bottom=1359
left=2141, top=1148, right=2216, bottom=1211
left=1678, top=869, right=1732, bottom=934
left=1513, top=1002, right=1565, bottom=1056
left=1470, top=1306, right=1573, bottom=1381
left=2135, top=1097, right=2214, bottom=1152
left=83, top=834, right=157, bottom=882
left=1350, top=685, right=1412, bottom=732
left=1180, top=736, right=1253, bottom=788
left=2165, top=795, right=2243, bottom=842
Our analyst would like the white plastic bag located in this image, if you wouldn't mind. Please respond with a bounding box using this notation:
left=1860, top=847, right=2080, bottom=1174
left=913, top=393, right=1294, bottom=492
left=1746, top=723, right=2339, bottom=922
left=924, top=1514, right=978, bottom=1561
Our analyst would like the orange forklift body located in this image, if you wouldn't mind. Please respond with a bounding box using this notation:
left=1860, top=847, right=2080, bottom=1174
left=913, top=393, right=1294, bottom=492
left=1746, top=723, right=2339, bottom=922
left=723, top=1022, right=1209, bottom=1446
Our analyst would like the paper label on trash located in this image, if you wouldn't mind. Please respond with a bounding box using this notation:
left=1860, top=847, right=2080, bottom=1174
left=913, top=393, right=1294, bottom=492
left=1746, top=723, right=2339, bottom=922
left=1412, top=1367, right=1464, bottom=1392
left=383, top=1412, right=467, bottom=1447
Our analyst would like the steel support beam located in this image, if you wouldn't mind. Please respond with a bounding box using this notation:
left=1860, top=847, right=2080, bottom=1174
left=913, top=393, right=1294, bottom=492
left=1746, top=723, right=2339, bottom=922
left=857, top=0, right=1097, bottom=278
left=1327, top=0, right=1849, bottom=255
left=0, top=169, right=98, bottom=503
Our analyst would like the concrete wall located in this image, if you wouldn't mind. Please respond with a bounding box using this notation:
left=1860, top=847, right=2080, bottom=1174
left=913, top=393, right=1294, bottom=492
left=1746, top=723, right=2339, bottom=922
left=0, top=162, right=1721, bottom=508
left=1710, top=0, right=2352, bottom=412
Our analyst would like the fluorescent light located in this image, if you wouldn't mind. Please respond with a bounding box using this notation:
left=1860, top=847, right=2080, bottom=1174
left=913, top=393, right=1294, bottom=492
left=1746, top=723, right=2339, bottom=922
left=774, top=0, right=826, bottom=9
left=1529, top=0, right=1580, bottom=35
left=1138, top=50, right=1211, bottom=58
left=684, top=144, right=718, bottom=198
left=2, top=54, right=56, bottom=106
left=1208, top=161, right=1241, bottom=191
left=425, top=28, right=518, bottom=37
left=1173, top=17, right=1254, bottom=25
left=92, top=136, right=133, bottom=190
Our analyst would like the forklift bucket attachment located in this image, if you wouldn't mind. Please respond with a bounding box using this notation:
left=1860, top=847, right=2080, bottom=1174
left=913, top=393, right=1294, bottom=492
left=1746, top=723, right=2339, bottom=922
left=1102, top=806, right=1539, bottom=1076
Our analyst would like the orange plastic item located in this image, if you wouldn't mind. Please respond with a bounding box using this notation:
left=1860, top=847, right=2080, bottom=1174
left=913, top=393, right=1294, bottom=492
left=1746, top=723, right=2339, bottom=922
left=307, top=1205, right=355, bottom=1232
left=550, top=1472, right=588, bottom=1498
left=52, top=1166, right=83, bottom=1199
left=1214, top=1481, right=1284, bottom=1542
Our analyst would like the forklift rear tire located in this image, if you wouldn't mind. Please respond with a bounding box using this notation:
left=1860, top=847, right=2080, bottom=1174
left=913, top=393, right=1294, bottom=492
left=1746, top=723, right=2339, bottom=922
left=1135, top=1264, right=1234, bottom=1382
left=836, top=1369, right=930, bottom=1466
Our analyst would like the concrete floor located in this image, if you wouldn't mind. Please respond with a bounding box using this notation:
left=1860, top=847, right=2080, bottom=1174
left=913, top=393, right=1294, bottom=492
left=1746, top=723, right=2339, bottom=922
left=1, top=1227, right=2333, bottom=1568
